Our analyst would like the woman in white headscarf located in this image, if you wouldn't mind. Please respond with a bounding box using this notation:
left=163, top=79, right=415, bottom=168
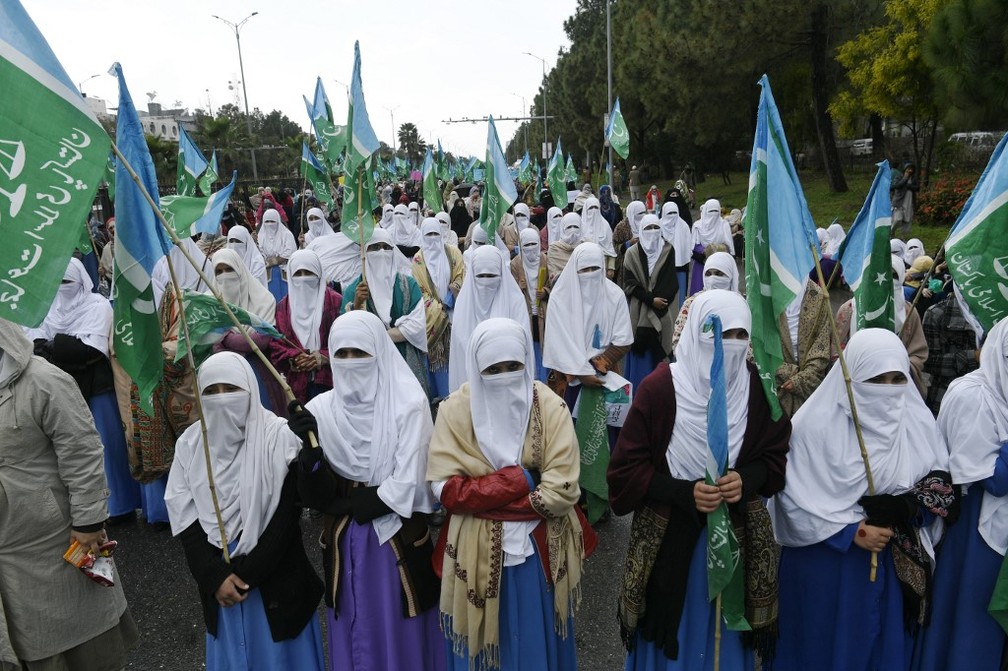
left=448, top=246, right=530, bottom=392
left=580, top=196, right=617, bottom=270
left=379, top=204, right=395, bottom=230
left=890, top=238, right=908, bottom=267
left=413, top=218, right=465, bottom=398
left=914, top=318, right=1008, bottom=670
left=226, top=225, right=268, bottom=287
left=408, top=201, right=421, bottom=230
left=166, top=352, right=324, bottom=670
left=428, top=318, right=591, bottom=671
left=835, top=256, right=929, bottom=397
left=301, top=207, right=333, bottom=247
left=292, top=311, right=445, bottom=671
left=659, top=201, right=693, bottom=308
left=818, top=227, right=830, bottom=255
left=687, top=199, right=734, bottom=296
left=545, top=205, right=564, bottom=249
left=271, top=250, right=343, bottom=404
left=26, top=258, right=143, bottom=521
left=770, top=329, right=954, bottom=671
left=613, top=200, right=646, bottom=285
left=670, top=252, right=741, bottom=353
left=822, top=222, right=846, bottom=260
left=152, top=234, right=210, bottom=311
left=621, top=214, right=680, bottom=391
left=609, top=290, right=790, bottom=670
left=545, top=212, right=583, bottom=281
left=904, top=238, right=924, bottom=267
left=435, top=210, right=459, bottom=248
left=258, top=209, right=298, bottom=302
left=209, top=250, right=284, bottom=414
left=511, top=227, right=549, bottom=381
left=342, top=228, right=430, bottom=395
left=392, top=204, right=422, bottom=258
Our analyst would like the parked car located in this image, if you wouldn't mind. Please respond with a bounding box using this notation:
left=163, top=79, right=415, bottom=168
left=851, top=138, right=873, bottom=156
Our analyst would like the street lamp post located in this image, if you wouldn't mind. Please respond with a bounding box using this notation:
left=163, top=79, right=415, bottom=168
left=384, top=105, right=400, bottom=155
left=212, top=11, right=259, bottom=181
left=77, top=73, right=100, bottom=95
left=606, top=0, right=614, bottom=186
left=510, top=92, right=528, bottom=155
left=523, top=52, right=548, bottom=160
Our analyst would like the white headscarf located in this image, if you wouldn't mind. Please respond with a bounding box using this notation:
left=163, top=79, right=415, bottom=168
left=625, top=200, right=646, bottom=238
left=420, top=218, right=450, bottom=300
left=307, top=232, right=361, bottom=287
left=258, top=209, right=296, bottom=259
left=306, top=311, right=435, bottom=544
left=890, top=238, right=907, bottom=264
left=693, top=199, right=733, bottom=253
left=392, top=203, right=421, bottom=248
left=667, top=290, right=752, bottom=480
left=165, top=352, right=299, bottom=555
left=227, top=225, right=268, bottom=286
left=638, top=214, right=665, bottom=274
left=580, top=196, right=616, bottom=257
left=152, top=236, right=210, bottom=310
left=817, top=227, right=829, bottom=253
left=25, top=258, right=112, bottom=356
left=770, top=328, right=948, bottom=548
left=904, top=238, right=924, bottom=266
left=286, top=249, right=326, bottom=351
left=542, top=242, right=634, bottom=376
left=467, top=317, right=539, bottom=561
left=408, top=201, right=420, bottom=229
left=546, top=206, right=564, bottom=246
left=823, top=222, right=846, bottom=259
left=659, top=201, right=692, bottom=267
left=449, top=246, right=530, bottom=391
left=303, top=207, right=333, bottom=245
left=519, top=227, right=542, bottom=313
left=436, top=211, right=459, bottom=247
left=210, top=249, right=276, bottom=321
left=379, top=204, right=395, bottom=229
left=513, top=203, right=531, bottom=232
left=363, top=228, right=397, bottom=325
left=703, top=251, right=740, bottom=292
left=938, top=317, right=1008, bottom=553
left=560, top=212, right=582, bottom=246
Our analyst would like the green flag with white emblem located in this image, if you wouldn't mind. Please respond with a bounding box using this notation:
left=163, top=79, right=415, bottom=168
left=547, top=141, right=568, bottom=209
left=479, top=117, right=518, bottom=241
left=606, top=98, right=630, bottom=159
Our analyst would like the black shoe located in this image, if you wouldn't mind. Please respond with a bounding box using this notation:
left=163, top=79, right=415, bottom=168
left=107, top=512, right=136, bottom=526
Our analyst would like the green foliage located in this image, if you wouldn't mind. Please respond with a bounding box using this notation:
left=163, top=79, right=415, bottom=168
left=916, top=173, right=980, bottom=227
left=924, top=0, right=1008, bottom=130
left=396, top=123, right=427, bottom=165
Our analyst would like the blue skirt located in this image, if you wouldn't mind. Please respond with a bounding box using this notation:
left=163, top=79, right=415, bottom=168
left=624, top=350, right=658, bottom=393
left=446, top=553, right=576, bottom=670
left=428, top=368, right=450, bottom=401
left=140, top=475, right=169, bottom=524
left=533, top=340, right=548, bottom=383
left=912, top=485, right=1007, bottom=670
left=267, top=266, right=288, bottom=303
left=626, top=529, right=752, bottom=671
left=88, top=391, right=140, bottom=517
left=676, top=271, right=688, bottom=309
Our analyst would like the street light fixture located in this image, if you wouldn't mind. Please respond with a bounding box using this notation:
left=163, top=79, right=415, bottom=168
left=510, top=92, right=528, bottom=155
left=212, top=11, right=260, bottom=181
left=77, top=73, right=100, bottom=95
left=384, top=105, right=400, bottom=155
left=523, top=52, right=548, bottom=159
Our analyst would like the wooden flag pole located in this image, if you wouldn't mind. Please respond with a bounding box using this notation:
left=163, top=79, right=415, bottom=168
left=810, top=243, right=878, bottom=581
left=161, top=250, right=231, bottom=563
left=898, top=237, right=952, bottom=338
left=357, top=162, right=367, bottom=284
left=714, top=592, right=722, bottom=671
left=110, top=142, right=320, bottom=449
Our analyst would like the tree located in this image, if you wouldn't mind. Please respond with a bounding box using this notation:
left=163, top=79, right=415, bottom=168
left=397, top=123, right=426, bottom=165
left=831, top=0, right=947, bottom=182
left=924, top=0, right=1008, bottom=130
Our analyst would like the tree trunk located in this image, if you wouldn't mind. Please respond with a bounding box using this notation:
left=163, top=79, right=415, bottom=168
left=869, top=114, right=885, bottom=159
left=810, top=2, right=848, bottom=193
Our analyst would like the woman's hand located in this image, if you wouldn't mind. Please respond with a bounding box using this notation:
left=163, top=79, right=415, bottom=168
left=215, top=574, right=249, bottom=607
left=716, top=471, right=743, bottom=504
left=694, top=481, right=723, bottom=513
left=853, top=521, right=893, bottom=552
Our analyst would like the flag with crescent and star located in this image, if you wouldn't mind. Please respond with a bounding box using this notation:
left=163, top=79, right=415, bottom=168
left=606, top=98, right=630, bottom=159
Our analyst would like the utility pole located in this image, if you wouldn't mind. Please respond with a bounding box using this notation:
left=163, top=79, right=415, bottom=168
left=511, top=92, right=528, bottom=155
left=213, top=11, right=259, bottom=181
left=606, top=0, right=613, bottom=186
left=524, top=52, right=548, bottom=160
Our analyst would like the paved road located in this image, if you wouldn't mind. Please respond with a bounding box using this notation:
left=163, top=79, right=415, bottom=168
left=115, top=509, right=631, bottom=670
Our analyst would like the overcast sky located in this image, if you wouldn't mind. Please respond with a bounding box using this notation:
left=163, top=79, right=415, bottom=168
left=23, top=0, right=575, bottom=157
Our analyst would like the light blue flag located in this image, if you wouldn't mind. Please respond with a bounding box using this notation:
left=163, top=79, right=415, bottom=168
left=160, top=171, right=238, bottom=237
left=836, top=161, right=895, bottom=330
left=479, top=116, right=519, bottom=240
left=312, top=76, right=332, bottom=122
left=111, top=61, right=171, bottom=411
left=176, top=124, right=208, bottom=197
left=346, top=41, right=380, bottom=167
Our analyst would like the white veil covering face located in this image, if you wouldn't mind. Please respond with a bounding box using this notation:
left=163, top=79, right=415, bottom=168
left=392, top=204, right=421, bottom=248
left=659, top=201, right=692, bottom=267
left=542, top=242, right=633, bottom=376
left=25, top=258, right=112, bottom=356
left=303, top=207, right=333, bottom=245
left=258, top=209, right=296, bottom=259
left=360, top=229, right=428, bottom=353
left=625, top=200, right=646, bottom=238
left=448, top=246, right=530, bottom=392
left=667, top=290, right=751, bottom=481
left=546, top=206, right=564, bottom=246
left=165, top=352, right=300, bottom=555
left=306, top=311, right=435, bottom=544
left=466, top=317, right=539, bottom=563
left=286, top=249, right=326, bottom=351
left=420, top=218, right=450, bottom=300
left=580, top=196, right=616, bottom=257
left=770, top=328, right=948, bottom=551
left=702, top=251, right=740, bottom=293
left=939, top=317, right=1008, bottom=553
left=692, top=198, right=734, bottom=254
left=226, top=225, right=268, bottom=286
left=209, top=249, right=276, bottom=322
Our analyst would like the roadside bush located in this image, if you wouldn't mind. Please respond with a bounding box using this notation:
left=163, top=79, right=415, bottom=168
left=916, top=174, right=979, bottom=228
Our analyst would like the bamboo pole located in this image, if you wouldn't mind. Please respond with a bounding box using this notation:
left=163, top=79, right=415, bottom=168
left=810, top=244, right=878, bottom=581
left=898, top=239, right=950, bottom=338
left=109, top=142, right=319, bottom=449
left=714, top=592, right=722, bottom=671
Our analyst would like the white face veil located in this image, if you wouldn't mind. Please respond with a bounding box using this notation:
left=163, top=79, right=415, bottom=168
left=364, top=228, right=396, bottom=325
left=659, top=200, right=692, bottom=266
left=286, top=249, right=326, bottom=351
left=580, top=196, right=616, bottom=256
left=379, top=204, right=395, bottom=229
left=305, top=207, right=332, bottom=241
left=210, top=248, right=276, bottom=321
left=626, top=200, right=646, bottom=238
left=559, top=212, right=582, bottom=247
left=226, top=224, right=267, bottom=285
left=392, top=204, right=420, bottom=247
left=638, top=215, right=665, bottom=274
left=547, top=206, right=564, bottom=245
left=703, top=252, right=740, bottom=293
left=25, top=257, right=112, bottom=356
left=420, top=217, right=450, bottom=300
left=513, top=203, right=531, bottom=232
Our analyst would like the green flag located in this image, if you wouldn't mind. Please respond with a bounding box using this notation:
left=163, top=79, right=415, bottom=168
left=990, top=552, right=1008, bottom=634
left=565, top=153, right=577, bottom=183
left=837, top=161, right=895, bottom=331
left=547, top=141, right=568, bottom=208
left=479, top=117, right=519, bottom=241
left=340, top=42, right=381, bottom=246
left=422, top=148, right=442, bottom=214
left=743, top=76, right=818, bottom=420
left=605, top=98, right=630, bottom=160
left=0, top=2, right=110, bottom=327
left=176, top=125, right=207, bottom=197
left=175, top=291, right=282, bottom=368
left=300, top=143, right=334, bottom=208
left=103, top=151, right=116, bottom=201
left=197, top=149, right=218, bottom=196
left=947, top=133, right=1008, bottom=332
left=160, top=171, right=237, bottom=237
left=77, top=220, right=93, bottom=255
left=518, top=151, right=531, bottom=185
left=574, top=386, right=610, bottom=524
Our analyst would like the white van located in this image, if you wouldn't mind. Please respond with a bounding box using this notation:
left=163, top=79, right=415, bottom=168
left=851, top=138, right=873, bottom=156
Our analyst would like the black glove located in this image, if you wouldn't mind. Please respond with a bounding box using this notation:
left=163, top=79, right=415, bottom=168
left=350, top=486, right=393, bottom=524
left=287, top=401, right=318, bottom=446
left=528, top=469, right=542, bottom=488
left=296, top=445, right=322, bottom=472
left=858, top=493, right=917, bottom=527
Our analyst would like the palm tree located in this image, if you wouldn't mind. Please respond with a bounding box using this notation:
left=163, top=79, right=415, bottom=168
left=397, top=122, right=427, bottom=165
